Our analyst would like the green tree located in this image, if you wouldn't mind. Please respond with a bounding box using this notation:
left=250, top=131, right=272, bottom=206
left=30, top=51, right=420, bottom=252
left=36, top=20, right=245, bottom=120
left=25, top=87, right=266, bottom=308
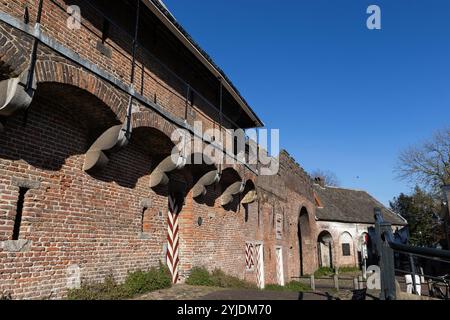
left=390, top=186, right=439, bottom=246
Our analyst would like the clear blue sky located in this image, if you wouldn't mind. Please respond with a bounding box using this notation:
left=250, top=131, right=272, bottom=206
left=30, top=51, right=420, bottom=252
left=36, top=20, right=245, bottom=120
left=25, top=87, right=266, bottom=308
left=163, top=0, right=450, bottom=205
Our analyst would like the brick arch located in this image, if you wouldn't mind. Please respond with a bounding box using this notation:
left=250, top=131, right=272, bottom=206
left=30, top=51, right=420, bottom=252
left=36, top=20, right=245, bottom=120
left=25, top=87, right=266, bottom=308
left=131, top=111, right=178, bottom=142
left=298, top=206, right=311, bottom=228
left=297, top=201, right=320, bottom=275
left=317, top=230, right=334, bottom=268
left=221, top=166, right=243, bottom=183
left=243, top=177, right=256, bottom=188
left=339, top=231, right=353, bottom=243
left=34, top=60, right=127, bottom=122
left=297, top=202, right=315, bottom=228
left=131, top=115, right=250, bottom=170
left=0, top=23, right=32, bottom=80
left=221, top=163, right=245, bottom=180
left=240, top=178, right=257, bottom=203
left=338, top=231, right=356, bottom=265
left=221, top=167, right=250, bottom=209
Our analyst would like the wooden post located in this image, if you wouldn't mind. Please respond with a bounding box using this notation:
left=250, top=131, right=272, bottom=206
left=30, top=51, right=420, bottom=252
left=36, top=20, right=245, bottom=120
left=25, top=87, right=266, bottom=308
left=310, top=274, right=315, bottom=291
left=358, top=275, right=364, bottom=290
left=334, top=274, right=339, bottom=291
left=354, top=277, right=359, bottom=290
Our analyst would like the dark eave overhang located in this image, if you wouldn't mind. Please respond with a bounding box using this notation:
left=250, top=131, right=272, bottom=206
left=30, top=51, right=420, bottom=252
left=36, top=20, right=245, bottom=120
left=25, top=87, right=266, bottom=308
left=317, top=218, right=407, bottom=226
left=144, top=0, right=264, bottom=128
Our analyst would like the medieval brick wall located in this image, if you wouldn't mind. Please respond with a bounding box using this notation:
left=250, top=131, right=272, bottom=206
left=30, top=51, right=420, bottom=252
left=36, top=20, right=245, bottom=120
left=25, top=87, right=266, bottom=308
left=0, top=23, right=33, bottom=79
left=255, top=151, right=317, bottom=284
left=0, top=86, right=175, bottom=298
left=0, top=1, right=320, bottom=299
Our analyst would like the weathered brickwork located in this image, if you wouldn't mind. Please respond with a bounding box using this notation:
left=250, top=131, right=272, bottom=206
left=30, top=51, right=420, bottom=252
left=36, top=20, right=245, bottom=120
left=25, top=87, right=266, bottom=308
left=255, top=151, right=318, bottom=283
left=0, top=23, right=33, bottom=79
left=0, top=1, right=320, bottom=299
left=316, top=221, right=369, bottom=268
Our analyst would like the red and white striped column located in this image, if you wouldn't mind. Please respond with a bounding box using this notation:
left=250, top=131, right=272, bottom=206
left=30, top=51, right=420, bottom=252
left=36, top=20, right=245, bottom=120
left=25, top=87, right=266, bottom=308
left=245, top=243, right=255, bottom=270
left=166, top=194, right=180, bottom=284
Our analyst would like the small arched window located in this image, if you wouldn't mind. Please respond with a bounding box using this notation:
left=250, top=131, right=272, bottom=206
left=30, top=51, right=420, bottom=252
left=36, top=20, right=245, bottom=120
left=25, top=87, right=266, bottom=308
left=340, top=232, right=353, bottom=257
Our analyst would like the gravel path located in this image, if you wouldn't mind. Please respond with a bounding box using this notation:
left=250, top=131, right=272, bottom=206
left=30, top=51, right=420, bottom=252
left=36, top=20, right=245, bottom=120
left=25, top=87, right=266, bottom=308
left=134, top=284, right=350, bottom=300
left=200, top=290, right=340, bottom=300
left=133, top=285, right=226, bottom=300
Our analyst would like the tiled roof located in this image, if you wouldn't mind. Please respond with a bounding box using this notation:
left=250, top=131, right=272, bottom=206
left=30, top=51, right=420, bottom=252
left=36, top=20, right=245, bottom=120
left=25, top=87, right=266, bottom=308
left=314, top=184, right=407, bottom=225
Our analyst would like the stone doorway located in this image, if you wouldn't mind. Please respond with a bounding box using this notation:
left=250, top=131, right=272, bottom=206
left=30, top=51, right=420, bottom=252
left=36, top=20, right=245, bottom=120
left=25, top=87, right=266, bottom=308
left=317, top=231, right=333, bottom=268
left=298, top=207, right=311, bottom=276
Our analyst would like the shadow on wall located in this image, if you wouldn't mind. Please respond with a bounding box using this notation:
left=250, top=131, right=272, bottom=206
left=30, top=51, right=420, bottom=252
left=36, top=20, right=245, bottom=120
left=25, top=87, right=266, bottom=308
left=190, top=167, right=243, bottom=212
left=1, top=83, right=169, bottom=190
left=0, top=83, right=119, bottom=171
left=0, top=82, right=255, bottom=204
left=88, top=126, right=174, bottom=189
left=179, top=153, right=218, bottom=208
left=218, top=168, right=244, bottom=213
left=298, top=207, right=311, bottom=276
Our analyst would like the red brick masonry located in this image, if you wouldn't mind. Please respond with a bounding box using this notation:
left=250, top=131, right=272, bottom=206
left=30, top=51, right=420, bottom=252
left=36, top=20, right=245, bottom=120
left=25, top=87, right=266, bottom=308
left=0, top=0, right=317, bottom=299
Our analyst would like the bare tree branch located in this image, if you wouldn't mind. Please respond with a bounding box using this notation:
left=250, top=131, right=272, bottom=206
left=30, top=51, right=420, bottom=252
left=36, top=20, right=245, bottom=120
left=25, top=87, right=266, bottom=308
left=395, top=127, right=450, bottom=194
left=310, top=169, right=341, bottom=187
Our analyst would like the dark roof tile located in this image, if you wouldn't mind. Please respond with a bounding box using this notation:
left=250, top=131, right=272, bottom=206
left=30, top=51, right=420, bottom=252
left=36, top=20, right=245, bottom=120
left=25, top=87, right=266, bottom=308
left=314, top=185, right=407, bottom=225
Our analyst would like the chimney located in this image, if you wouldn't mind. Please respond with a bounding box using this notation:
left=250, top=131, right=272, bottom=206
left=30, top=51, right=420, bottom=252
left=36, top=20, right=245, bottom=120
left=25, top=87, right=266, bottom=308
left=314, top=177, right=325, bottom=188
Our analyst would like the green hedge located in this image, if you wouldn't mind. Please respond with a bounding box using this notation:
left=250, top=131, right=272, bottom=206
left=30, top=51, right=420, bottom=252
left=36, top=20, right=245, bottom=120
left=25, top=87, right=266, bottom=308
left=124, top=264, right=172, bottom=295
left=313, top=266, right=360, bottom=278
left=68, top=263, right=172, bottom=300
left=185, top=267, right=215, bottom=287
left=186, top=267, right=256, bottom=289
left=337, top=266, right=360, bottom=273
left=314, top=267, right=335, bottom=278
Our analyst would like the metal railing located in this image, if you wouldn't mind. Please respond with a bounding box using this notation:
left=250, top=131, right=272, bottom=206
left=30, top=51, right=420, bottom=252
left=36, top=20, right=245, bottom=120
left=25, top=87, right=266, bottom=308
left=374, top=208, right=450, bottom=300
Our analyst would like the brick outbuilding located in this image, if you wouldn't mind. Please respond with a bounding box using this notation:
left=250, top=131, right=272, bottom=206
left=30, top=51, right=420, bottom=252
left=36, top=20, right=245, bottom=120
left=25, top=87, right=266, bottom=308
left=313, top=180, right=407, bottom=270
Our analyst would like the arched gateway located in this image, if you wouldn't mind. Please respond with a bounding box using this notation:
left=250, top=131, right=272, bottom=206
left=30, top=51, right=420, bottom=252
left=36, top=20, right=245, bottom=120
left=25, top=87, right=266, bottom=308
left=317, top=231, right=333, bottom=268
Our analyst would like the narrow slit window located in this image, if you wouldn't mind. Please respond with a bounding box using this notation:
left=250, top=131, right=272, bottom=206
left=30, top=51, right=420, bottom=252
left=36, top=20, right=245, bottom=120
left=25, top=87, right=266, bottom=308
left=13, top=187, right=29, bottom=240
left=141, top=208, right=145, bottom=233
left=141, top=208, right=152, bottom=233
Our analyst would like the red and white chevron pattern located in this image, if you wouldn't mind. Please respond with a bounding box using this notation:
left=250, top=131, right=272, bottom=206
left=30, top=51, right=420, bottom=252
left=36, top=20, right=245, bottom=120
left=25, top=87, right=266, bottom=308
left=245, top=243, right=254, bottom=270
left=255, top=244, right=264, bottom=289
left=167, top=195, right=180, bottom=284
